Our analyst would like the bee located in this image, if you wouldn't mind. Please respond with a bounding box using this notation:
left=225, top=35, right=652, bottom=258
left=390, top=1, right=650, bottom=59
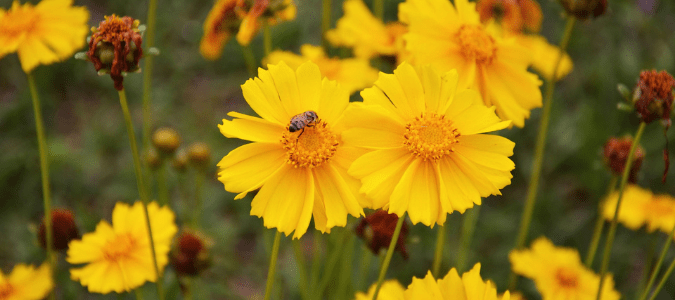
left=289, top=111, right=319, bottom=138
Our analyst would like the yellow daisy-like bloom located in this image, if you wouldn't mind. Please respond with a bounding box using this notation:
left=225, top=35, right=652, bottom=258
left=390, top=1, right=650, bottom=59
left=217, top=61, right=367, bottom=239
left=0, top=0, right=88, bottom=73
left=602, top=184, right=675, bottom=233
left=399, top=0, right=542, bottom=128
left=263, top=44, right=378, bottom=94
left=0, top=263, right=52, bottom=300
left=510, top=237, right=621, bottom=300
left=343, top=63, right=514, bottom=226
left=235, top=0, right=296, bottom=46
left=200, top=0, right=240, bottom=60
left=355, top=280, right=405, bottom=300
left=404, top=263, right=509, bottom=300
left=67, top=202, right=178, bottom=294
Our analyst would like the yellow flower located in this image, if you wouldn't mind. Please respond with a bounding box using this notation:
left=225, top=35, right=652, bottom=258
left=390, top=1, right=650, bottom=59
left=514, top=35, right=573, bottom=81
left=343, top=63, right=514, bottom=226
left=404, top=263, right=509, bottom=300
left=0, top=263, right=52, bottom=300
left=263, top=44, right=378, bottom=94
left=602, top=184, right=675, bottom=233
left=355, top=280, right=405, bottom=300
left=200, top=0, right=240, bottom=60
left=0, top=0, right=88, bottom=73
left=67, top=202, right=178, bottom=294
left=217, top=61, right=367, bottom=239
left=399, top=0, right=542, bottom=128
left=509, top=237, right=620, bottom=300
left=236, top=0, right=296, bottom=46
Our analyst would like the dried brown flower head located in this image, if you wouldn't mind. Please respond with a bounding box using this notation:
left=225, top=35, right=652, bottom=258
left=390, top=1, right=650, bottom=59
left=171, top=232, right=210, bottom=277
left=477, top=0, right=542, bottom=33
left=38, top=209, right=79, bottom=251
left=355, top=210, right=409, bottom=260
left=603, top=137, right=645, bottom=183
left=634, top=70, right=675, bottom=124
left=559, top=0, right=607, bottom=20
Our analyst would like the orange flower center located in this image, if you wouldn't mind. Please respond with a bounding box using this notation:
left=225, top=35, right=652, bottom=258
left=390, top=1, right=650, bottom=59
left=455, top=24, right=497, bottom=64
left=643, top=197, right=675, bottom=219
left=404, top=113, right=460, bottom=161
left=555, top=268, right=579, bottom=289
left=103, top=233, right=137, bottom=262
left=0, top=5, right=39, bottom=40
left=0, top=283, right=13, bottom=299
left=281, top=120, right=339, bottom=168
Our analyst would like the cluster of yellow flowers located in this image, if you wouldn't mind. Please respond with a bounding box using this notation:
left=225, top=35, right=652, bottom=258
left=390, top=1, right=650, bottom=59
left=603, top=184, right=675, bottom=234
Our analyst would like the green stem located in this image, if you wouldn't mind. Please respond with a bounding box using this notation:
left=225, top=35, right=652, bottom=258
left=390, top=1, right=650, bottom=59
left=595, top=121, right=647, bottom=300
left=263, top=21, right=272, bottom=56
left=193, top=169, right=203, bottom=229
left=357, top=246, right=373, bottom=291
left=264, top=231, right=282, bottom=300
left=292, top=240, right=310, bottom=300
left=309, top=231, right=323, bottom=289
left=142, top=0, right=158, bottom=151
left=118, top=89, right=164, bottom=300
left=241, top=45, right=257, bottom=78
left=639, top=221, right=675, bottom=300
left=636, top=236, right=657, bottom=299
left=27, top=73, right=54, bottom=299
left=336, top=234, right=356, bottom=300
left=135, top=289, right=144, bottom=300
left=647, top=246, right=675, bottom=300
left=156, top=163, right=168, bottom=206
left=321, top=0, right=332, bottom=49
left=371, top=214, right=405, bottom=300
left=457, top=205, right=481, bottom=273
left=317, top=231, right=348, bottom=298
left=432, top=225, right=445, bottom=278
left=509, top=16, right=576, bottom=289
left=373, top=0, right=383, bottom=20
left=585, top=175, right=618, bottom=267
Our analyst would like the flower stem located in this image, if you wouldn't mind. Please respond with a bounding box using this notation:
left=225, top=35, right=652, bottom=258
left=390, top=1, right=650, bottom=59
left=509, top=16, right=576, bottom=289
left=263, top=20, right=272, bottom=56
left=432, top=225, right=445, bottom=278
left=27, top=73, right=54, bottom=299
left=321, top=0, right=332, bottom=49
left=373, top=0, right=384, bottom=20
left=639, top=221, right=675, bottom=300
left=292, top=240, right=310, bottom=300
left=193, top=169, right=204, bottom=229
left=241, top=45, right=257, bottom=77
left=336, top=233, right=356, bottom=300
left=156, top=164, right=169, bottom=206
left=142, top=0, right=159, bottom=151
left=309, top=231, right=323, bottom=289
left=317, top=231, right=348, bottom=298
left=118, top=89, right=164, bottom=300
left=264, top=231, right=282, bottom=300
left=647, top=246, right=675, bottom=300
left=585, top=175, right=618, bottom=267
left=357, top=246, right=373, bottom=290
left=371, top=214, right=405, bottom=300
left=595, top=121, right=647, bottom=300
left=457, top=205, right=481, bottom=273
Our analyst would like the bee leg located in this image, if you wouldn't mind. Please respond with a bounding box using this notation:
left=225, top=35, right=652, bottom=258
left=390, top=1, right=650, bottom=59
left=296, top=128, right=305, bottom=144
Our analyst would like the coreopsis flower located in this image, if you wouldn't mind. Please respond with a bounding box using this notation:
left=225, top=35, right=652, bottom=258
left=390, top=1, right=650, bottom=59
left=38, top=208, right=79, bottom=251
left=510, top=237, right=620, bottom=300
left=263, top=44, right=378, bottom=94
left=603, top=136, right=645, bottom=183
left=67, top=202, right=178, bottom=294
left=235, top=0, right=296, bottom=46
left=355, top=280, right=405, bottom=300
left=343, top=64, right=514, bottom=226
left=217, top=61, right=367, bottom=238
left=602, top=185, right=675, bottom=233
left=355, top=210, right=409, bottom=259
left=476, top=0, right=542, bottom=33
left=200, top=0, right=240, bottom=60
left=513, top=35, right=573, bottom=81
left=86, top=15, right=144, bottom=91
left=399, top=0, right=542, bottom=128
left=0, top=0, right=89, bottom=73
left=0, top=263, right=52, bottom=300
left=404, top=264, right=509, bottom=300
left=171, top=231, right=211, bottom=277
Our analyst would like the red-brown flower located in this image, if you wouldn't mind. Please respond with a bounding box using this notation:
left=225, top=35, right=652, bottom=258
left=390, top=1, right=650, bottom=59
left=603, top=137, right=645, bottom=184
left=38, top=209, right=79, bottom=251
left=171, top=232, right=210, bottom=277
left=86, top=15, right=143, bottom=90
left=477, top=0, right=542, bottom=33
left=355, top=210, right=409, bottom=260
left=634, top=70, right=675, bottom=125
left=559, top=0, right=607, bottom=20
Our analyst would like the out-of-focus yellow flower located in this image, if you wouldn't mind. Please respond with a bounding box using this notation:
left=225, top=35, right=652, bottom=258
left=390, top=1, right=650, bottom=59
left=67, top=202, right=177, bottom=294
left=343, top=64, right=514, bottom=226
left=510, top=237, right=620, bottom=300
left=399, top=0, right=542, bottom=128
left=355, top=280, right=405, bottom=300
left=602, top=184, right=675, bottom=233
left=200, top=0, right=240, bottom=60
left=217, top=61, right=367, bottom=239
left=514, top=33, right=573, bottom=81
left=0, top=0, right=89, bottom=73
left=264, top=44, right=378, bottom=94
left=476, top=0, right=542, bottom=33
left=404, top=264, right=509, bottom=300
left=0, top=263, right=52, bottom=300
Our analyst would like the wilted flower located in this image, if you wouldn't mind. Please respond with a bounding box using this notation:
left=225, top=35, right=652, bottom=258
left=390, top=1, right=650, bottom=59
left=171, top=231, right=211, bottom=277
left=476, top=0, right=542, bottom=33
left=0, top=263, right=52, bottom=300
left=634, top=70, right=675, bottom=125
left=404, top=264, right=509, bottom=300
left=559, top=0, right=607, bottom=20
left=603, top=136, right=645, bottom=183
left=38, top=208, right=79, bottom=251
left=355, top=210, right=409, bottom=259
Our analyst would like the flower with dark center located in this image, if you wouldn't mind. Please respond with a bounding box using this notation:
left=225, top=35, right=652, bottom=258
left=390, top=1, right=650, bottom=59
left=171, top=232, right=211, bottom=277
left=355, top=210, right=409, bottom=259
left=38, top=208, right=80, bottom=251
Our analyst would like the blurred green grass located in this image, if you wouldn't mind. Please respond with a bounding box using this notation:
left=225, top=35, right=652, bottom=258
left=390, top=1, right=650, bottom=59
left=1, top=0, right=675, bottom=299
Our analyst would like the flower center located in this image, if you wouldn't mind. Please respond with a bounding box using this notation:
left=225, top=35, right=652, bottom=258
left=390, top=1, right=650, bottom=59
left=281, top=120, right=339, bottom=168
left=404, top=113, right=460, bottom=161
left=102, top=233, right=137, bottom=262
left=0, top=5, right=39, bottom=39
left=0, top=283, right=13, bottom=299
left=455, top=24, right=497, bottom=64
left=644, top=197, right=675, bottom=219
left=555, top=268, right=579, bottom=289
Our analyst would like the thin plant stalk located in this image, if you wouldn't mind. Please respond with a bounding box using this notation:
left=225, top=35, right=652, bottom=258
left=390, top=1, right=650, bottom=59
left=371, top=214, right=405, bottom=300
left=292, top=240, right=310, bottom=300
left=585, top=175, right=618, bottom=267
left=264, top=231, right=282, bottom=300
left=309, top=231, right=323, bottom=289
left=193, top=169, right=204, bottom=229
left=241, top=45, right=257, bottom=77
left=595, top=121, right=647, bottom=300
left=118, top=89, right=164, bottom=300
left=263, top=21, right=272, bottom=56
left=509, top=16, right=576, bottom=288
left=647, top=248, right=675, bottom=300
left=321, top=0, right=332, bottom=49
left=457, top=205, right=481, bottom=273
left=432, top=225, right=445, bottom=277
left=27, top=73, right=55, bottom=300
left=639, top=222, right=675, bottom=300
left=156, top=164, right=169, bottom=206
left=317, top=231, right=348, bottom=298
left=357, top=246, right=373, bottom=291
left=636, top=236, right=657, bottom=299
left=373, top=0, right=384, bottom=20
left=135, top=289, right=145, bottom=300
left=336, top=234, right=356, bottom=300
left=142, top=0, right=159, bottom=149
left=184, top=277, right=193, bottom=300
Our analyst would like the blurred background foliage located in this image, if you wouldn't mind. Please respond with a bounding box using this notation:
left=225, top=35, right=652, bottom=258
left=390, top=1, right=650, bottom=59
left=1, top=0, right=675, bottom=299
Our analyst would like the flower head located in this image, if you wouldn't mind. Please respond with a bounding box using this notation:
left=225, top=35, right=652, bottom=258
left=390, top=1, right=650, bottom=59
left=559, top=0, right=607, bottom=20
left=0, top=0, right=89, bottom=73
left=235, top=0, right=296, bottom=46
left=38, top=208, right=79, bottom=251
left=355, top=280, right=405, bottom=300
left=187, top=142, right=212, bottom=169
left=355, top=210, right=409, bottom=259
left=0, top=263, right=52, bottom=300
left=404, top=264, right=509, bottom=300
left=634, top=70, right=675, bottom=125
left=152, top=127, right=181, bottom=155
left=602, top=184, right=675, bottom=233
left=476, top=0, right=542, bottom=33
left=171, top=231, right=211, bottom=277
left=510, top=237, right=620, bottom=300
left=217, top=61, right=368, bottom=238
left=343, top=64, right=514, bottom=226
left=263, top=44, right=378, bottom=94
left=200, top=0, right=240, bottom=60
left=603, top=136, right=644, bottom=183
left=86, top=15, right=144, bottom=91
left=67, top=201, right=178, bottom=294
left=399, top=0, right=542, bottom=127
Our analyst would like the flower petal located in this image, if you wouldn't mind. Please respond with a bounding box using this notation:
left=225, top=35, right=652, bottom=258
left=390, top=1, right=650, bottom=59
left=318, top=77, right=350, bottom=126
left=241, top=74, right=288, bottom=125
left=390, top=159, right=442, bottom=226
left=217, top=142, right=287, bottom=199
left=342, top=105, right=406, bottom=149
left=313, top=163, right=364, bottom=229
left=349, top=147, right=414, bottom=209
left=269, top=62, right=305, bottom=117
left=218, top=112, right=285, bottom=143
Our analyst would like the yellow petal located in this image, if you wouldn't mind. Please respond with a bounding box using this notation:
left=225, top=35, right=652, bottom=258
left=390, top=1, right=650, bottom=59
left=219, top=112, right=285, bottom=143
left=342, top=105, right=406, bottom=149
left=268, top=62, right=305, bottom=117
left=318, top=77, right=350, bottom=126
left=217, top=142, right=286, bottom=198
left=241, top=74, right=288, bottom=125
left=349, top=148, right=414, bottom=209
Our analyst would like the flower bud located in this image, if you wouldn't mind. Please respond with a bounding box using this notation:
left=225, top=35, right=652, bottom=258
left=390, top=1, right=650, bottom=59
left=145, top=148, right=162, bottom=171
left=603, top=137, right=645, bottom=183
left=188, top=142, right=211, bottom=169
left=559, top=0, right=607, bottom=20
left=171, top=232, right=211, bottom=277
left=173, top=148, right=189, bottom=173
left=355, top=210, right=409, bottom=260
left=38, top=209, right=79, bottom=251
left=152, top=127, right=181, bottom=155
